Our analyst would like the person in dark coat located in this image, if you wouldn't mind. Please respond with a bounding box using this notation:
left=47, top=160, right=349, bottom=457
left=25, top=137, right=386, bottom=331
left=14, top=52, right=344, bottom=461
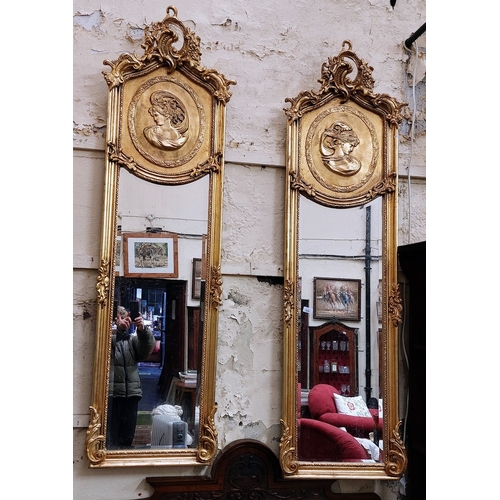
left=108, top=306, right=155, bottom=448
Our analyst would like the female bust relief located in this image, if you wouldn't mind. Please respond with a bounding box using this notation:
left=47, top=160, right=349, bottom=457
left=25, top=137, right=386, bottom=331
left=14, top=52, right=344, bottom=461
left=320, top=121, right=361, bottom=176
left=143, top=90, right=189, bottom=151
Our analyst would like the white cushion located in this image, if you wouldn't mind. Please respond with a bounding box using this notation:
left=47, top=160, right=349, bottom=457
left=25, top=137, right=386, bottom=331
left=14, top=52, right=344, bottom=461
left=333, top=393, right=372, bottom=418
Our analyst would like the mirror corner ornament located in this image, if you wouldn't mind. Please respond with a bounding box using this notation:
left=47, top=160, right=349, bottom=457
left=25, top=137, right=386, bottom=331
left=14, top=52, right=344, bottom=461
left=86, top=407, right=106, bottom=467
left=196, top=406, right=218, bottom=463
left=279, top=419, right=298, bottom=475
left=386, top=421, right=408, bottom=477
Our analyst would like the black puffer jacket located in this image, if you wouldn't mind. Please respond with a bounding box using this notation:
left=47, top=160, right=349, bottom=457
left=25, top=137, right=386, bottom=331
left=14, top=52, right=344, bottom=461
left=110, top=326, right=155, bottom=398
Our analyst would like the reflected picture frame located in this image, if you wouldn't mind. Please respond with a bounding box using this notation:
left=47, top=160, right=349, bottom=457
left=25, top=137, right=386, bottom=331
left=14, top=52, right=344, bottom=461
left=192, top=258, right=202, bottom=299
left=114, top=234, right=123, bottom=276
left=123, top=232, right=178, bottom=278
left=313, top=277, right=361, bottom=321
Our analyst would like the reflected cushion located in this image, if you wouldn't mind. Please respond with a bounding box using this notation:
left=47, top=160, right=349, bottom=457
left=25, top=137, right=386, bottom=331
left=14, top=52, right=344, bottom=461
left=333, top=394, right=372, bottom=418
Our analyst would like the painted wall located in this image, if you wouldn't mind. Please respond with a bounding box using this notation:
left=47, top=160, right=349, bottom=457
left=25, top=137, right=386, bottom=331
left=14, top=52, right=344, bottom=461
left=73, top=1, right=426, bottom=499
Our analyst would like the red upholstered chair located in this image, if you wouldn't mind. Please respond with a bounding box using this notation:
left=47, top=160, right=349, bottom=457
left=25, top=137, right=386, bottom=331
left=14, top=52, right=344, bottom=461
left=297, top=384, right=369, bottom=461
left=297, top=418, right=370, bottom=461
left=308, top=384, right=383, bottom=439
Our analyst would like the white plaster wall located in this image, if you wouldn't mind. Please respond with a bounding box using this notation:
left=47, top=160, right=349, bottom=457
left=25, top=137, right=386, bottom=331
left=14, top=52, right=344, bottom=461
left=73, top=1, right=425, bottom=499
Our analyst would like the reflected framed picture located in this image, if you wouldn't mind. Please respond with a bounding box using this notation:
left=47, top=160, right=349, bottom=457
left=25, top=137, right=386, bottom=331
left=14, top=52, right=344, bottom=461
left=192, top=258, right=202, bottom=299
left=123, top=232, right=178, bottom=278
left=313, top=277, right=361, bottom=321
left=115, top=234, right=123, bottom=276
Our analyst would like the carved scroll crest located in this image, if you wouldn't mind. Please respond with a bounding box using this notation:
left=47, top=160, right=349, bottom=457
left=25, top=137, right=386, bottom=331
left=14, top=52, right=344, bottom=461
left=285, top=41, right=405, bottom=125
left=103, top=6, right=235, bottom=104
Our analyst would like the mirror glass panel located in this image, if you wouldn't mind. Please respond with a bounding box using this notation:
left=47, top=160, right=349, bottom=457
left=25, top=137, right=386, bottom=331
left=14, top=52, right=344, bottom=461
left=107, top=171, right=208, bottom=450
left=297, top=196, right=384, bottom=458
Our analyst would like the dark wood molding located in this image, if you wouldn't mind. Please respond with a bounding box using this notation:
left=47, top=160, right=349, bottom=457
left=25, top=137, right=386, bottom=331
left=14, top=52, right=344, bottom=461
left=146, top=439, right=381, bottom=500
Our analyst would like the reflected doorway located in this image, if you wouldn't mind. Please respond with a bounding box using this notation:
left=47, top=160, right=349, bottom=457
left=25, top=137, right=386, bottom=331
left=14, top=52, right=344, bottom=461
left=111, top=277, right=200, bottom=448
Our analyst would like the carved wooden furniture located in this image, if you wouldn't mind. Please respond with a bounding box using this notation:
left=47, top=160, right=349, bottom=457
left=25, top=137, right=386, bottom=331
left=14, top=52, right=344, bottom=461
left=146, top=439, right=381, bottom=499
left=310, top=321, right=357, bottom=394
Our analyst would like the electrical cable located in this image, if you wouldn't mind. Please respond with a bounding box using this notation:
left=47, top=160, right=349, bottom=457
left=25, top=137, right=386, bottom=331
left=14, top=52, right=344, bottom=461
left=404, top=41, right=419, bottom=245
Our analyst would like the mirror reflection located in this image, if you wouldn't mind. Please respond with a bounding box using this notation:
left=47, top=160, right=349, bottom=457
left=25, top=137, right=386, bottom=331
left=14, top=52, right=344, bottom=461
left=107, top=169, right=208, bottom=450
left=297, top=195, right=384, bottom=462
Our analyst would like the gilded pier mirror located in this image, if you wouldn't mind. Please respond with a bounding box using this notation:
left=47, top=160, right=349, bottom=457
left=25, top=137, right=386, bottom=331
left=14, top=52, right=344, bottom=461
left=86, top=6, right=235, bottom=467
left=280, top=42, right=407, bottom=478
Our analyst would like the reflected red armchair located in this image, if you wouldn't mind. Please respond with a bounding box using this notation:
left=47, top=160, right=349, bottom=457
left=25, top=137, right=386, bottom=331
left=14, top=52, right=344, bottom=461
left=308, top=384, right=382, bottom=438
left=298, top=418, right=370, bottom=461
left=297, top=384, right=369, bottom=461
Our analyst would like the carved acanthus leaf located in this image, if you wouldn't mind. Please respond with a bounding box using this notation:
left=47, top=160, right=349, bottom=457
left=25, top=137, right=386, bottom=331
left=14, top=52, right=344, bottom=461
left=102, top=6, right=235, bottom=101
left=389, top=283, right=403, bottom=326
left=190, top=152, right=222, bottom=178
left=385, top=421, right=408, bottom=477
left=197, top=406, right=218, bottom=463
left=279, top=419, right=298, bottom=475
left=285, top=40, right=405, bottom=124
left=86, top=406, right=106, bottom=465
left=290, top=171, right=316, bottom=198
left=96, top=259, right=110, bottom=308
left=283, top=279, right=294, bottom=326
left=368, top=172, right=397, bottom=199
left=107, top=142, right=139, bottom=173
left=210, top=265, right=223, bottom=310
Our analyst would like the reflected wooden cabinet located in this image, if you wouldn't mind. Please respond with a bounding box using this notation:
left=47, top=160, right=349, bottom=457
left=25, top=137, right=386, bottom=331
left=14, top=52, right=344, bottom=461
left=310, top=322, right=357, bottom=396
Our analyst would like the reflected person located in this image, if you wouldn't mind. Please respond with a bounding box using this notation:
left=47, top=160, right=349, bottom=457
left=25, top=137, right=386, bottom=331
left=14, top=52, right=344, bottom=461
left=108, top=306, right=155, bottom=448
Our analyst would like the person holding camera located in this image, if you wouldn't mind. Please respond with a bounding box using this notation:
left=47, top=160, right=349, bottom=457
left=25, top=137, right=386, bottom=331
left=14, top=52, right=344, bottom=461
left=108, top=305, right=156, bottom=448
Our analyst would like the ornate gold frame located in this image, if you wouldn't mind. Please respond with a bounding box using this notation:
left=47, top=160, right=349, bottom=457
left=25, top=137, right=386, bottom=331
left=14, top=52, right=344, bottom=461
left=280, top=41, right=407, bottom=478
left=86, top=6, right=235, bottom=467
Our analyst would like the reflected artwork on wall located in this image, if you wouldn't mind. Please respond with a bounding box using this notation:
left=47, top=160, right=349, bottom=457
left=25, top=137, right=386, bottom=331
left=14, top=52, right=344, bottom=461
left=313, top=277, right=361, bottom=321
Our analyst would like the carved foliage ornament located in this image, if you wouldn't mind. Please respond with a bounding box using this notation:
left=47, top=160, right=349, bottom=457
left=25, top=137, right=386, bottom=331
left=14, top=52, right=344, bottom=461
left=103, top=5, right=235, bottom=185
left=285, top=40, right=404, bottom=125
left=103, top=6, right=235, bottom=104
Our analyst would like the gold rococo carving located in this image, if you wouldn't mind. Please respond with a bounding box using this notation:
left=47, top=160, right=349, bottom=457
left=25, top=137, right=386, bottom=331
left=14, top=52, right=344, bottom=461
left=197, top=406, right=218, bottom=463
left=389, top=283, right=403, bottom=326
left=285, top=40, right=405, bottom=126
left=85, top=406, right=106, bottom=466
left=283, top=279, right=294, bottom=326
left=385, top=421, right=408, bottom=477
left=103, top=6, right=235, bottom=104
left=210, top=265, right=223, bottom=310
left=96, top=259, right=110, bottom=308
left=279, top=419, right=298, bottom=475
